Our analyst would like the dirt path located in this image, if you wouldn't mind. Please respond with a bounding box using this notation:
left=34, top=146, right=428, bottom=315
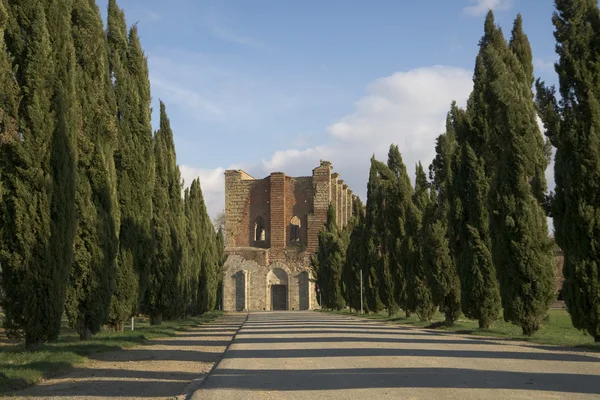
left=11, top=313, right=246, bottom=400
left=194, top=311, right=600, bottom=400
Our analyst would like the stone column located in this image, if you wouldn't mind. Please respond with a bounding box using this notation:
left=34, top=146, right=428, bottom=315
left=337, top=179, right=344, bottom=229
left=308, top=161, right=332, bottom=253
left=269, top=172, right=286, bottom=258
left=347, top=189, right=353, bottom=221
left=331, top=173, right=339, bottom=225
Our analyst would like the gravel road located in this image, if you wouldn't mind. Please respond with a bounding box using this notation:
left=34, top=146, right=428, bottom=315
left=193, top=311, right=600, bottom=400
left=11, top=314, right=246, bottom=400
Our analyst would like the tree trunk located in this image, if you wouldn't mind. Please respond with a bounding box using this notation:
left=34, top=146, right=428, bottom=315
left=405, top=310, right=411, bottom=318
left=478, top=319, right=490, bottom=329
left=150, top=313, right=163, bottom=325
left=79, top=327, right=93, bottom=340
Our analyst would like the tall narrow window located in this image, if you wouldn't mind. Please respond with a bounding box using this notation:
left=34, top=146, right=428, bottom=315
left=290, top=216, right=301, bottom=242
left=255, top=217, right=265, bottom=242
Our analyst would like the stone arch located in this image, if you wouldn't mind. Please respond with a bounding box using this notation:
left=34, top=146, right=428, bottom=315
left=266, top=267, right=289, bottom=310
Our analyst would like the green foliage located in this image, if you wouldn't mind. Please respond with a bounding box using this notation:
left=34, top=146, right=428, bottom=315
left=312, top=205, right=345, bottom=310
left=424, top=117, right=461, bottom=325
left=449, top=104, right=501, bottom=329
left=403, top=163, right=435, bottom=321
left=65, top=0, right=120, bottom=340
left=385, top=146, right=412, bottom=313
left=342, top=197, right=366, bottom=311
left=107, top=0, right=154, bottom=328
left=0, top=0, right=77, bottom=346
left=535, top=0, right=600, bottom=342
left=365, top=157, right=396, bottom=314
left=146, top=102, right=184, bottom=323
left=448, top=14, right=502, bottom=329
left=487, top=14, right=555, bottom=336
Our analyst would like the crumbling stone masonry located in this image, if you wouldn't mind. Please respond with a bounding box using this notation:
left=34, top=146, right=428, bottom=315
left=222, top=161, right=354, bottom=311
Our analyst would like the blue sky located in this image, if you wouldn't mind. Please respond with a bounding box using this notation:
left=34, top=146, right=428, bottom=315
left=97, top=0, right=560, bottom=217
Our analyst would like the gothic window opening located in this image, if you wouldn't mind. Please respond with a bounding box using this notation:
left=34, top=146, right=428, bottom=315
left=255, top=216, right=266, bottom=242
left=290, top=216, right=301, bottom=242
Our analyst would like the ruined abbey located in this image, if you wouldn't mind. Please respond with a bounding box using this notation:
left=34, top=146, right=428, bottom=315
left=222, top=160, right=354, bottom=311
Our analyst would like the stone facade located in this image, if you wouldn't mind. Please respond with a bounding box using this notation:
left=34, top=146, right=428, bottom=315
left=222, top=160, right=353, bottom=311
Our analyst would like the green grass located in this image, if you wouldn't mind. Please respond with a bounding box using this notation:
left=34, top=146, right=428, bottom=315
left=0, top=311, right=223, bottom=393
left=320, top=308, right=600, bottom=351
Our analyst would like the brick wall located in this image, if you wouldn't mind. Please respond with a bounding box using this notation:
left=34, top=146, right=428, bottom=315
left=307, top=161, right=332, bottom=253
left=269, top=173, right=286, bottom=260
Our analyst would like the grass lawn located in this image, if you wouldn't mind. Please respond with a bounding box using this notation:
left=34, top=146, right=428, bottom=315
left=321, top=308, right=600, bottom=351
left=0, top=310, right=222, bottom=393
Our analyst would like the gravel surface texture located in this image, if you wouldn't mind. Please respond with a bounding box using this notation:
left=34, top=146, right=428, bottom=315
left=10, top=313, right=246, bottom=400
left=194, top=311, right=600, bottom=400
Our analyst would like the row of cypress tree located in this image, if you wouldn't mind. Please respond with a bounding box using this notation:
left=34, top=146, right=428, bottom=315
left=315, top=2, right=600, bottom=341
left=0, top=0, right=221, bottom=346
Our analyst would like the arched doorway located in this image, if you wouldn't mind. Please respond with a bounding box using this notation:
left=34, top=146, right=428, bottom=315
left=267, top=268, right=288, bottom=310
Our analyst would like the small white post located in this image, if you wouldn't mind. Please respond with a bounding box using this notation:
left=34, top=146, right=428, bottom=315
left=360, top=269, right=364, bottom=315
left=131, top=317, right=134, bottom=331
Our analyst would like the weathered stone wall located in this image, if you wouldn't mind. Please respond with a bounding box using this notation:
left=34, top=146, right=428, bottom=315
left=222, top=254, right=318, bottom=311
left=286, top=176, right=314, bottom=249
left=223, top=160, right=350, bottom=311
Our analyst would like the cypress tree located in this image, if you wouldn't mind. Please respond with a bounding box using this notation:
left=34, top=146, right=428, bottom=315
left=107, top=0, right=154, bottom=329
left=215, top=226, right=225, bottom=310
left=486, top=15, right=555, bottom=335
left=0, top=0, right=77, bottom=345
left=64, top=0, right=120, bottom=340
left=404, top=163, right=435, bottom=321
left=386, top=145, right=413, bottom=316
left=424, top=116, right=461, bottom=325
left=366, top=157, right=396, bottom=314
left=312, top=205, right=345, bottom=310
left=342, top=197, right=366, bottom=311
left=448, top=13, right=502, bottom=329
left=185, top=180, right=202, bottom=314
left=449, top=101, right=501, bottom=329
left=362, top=158, right=385, bottom=312
left=535, top=0, right=600, bottom=341
left=146, top=101, right=183, bottom=324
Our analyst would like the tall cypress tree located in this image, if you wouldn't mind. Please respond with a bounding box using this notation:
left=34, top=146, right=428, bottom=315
left=362, top=157, right=385, bottom=312
left=536, top=0, right=600, bottom=341
left=366, top=157, right=397, bottom=314
left=404, top=163, right=435, bottom=321
left=386, top=145, right=413, bottom=316
left=146, top=101, right=183, bottom=324
left=448, top=13, right=502, bottom=329
left=215, top=225, right=225, bottom=310
left=197, top=183, right=219, bottom=314
left=424, top=115, right=461, bottom=325
left=64, top=0, right=120, bottom=340
left=487, top=15, right=555, bottom=335
left=107, top=0, right=154, bottom=329
left=185, top=180, right=202, bottom=314
left=312, top=205, right=345, bottom=310
left=449, top=101, right=501, bottom=329
left=342, top=197, right=366, bottom=311
left=0, top=0, right=77, bottom=345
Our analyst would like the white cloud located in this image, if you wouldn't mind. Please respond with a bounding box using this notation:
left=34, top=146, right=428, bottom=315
left=191, top=65, right=474, bottom=218
left=463, top=0, right=513, bottom=17
left=534, top=58, right=556, bottom=74
left=203, top=10, right=266, bottom=48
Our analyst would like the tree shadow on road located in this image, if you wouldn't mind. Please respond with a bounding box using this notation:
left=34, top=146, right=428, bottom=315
left=201, top=367, right=600, bottom=395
